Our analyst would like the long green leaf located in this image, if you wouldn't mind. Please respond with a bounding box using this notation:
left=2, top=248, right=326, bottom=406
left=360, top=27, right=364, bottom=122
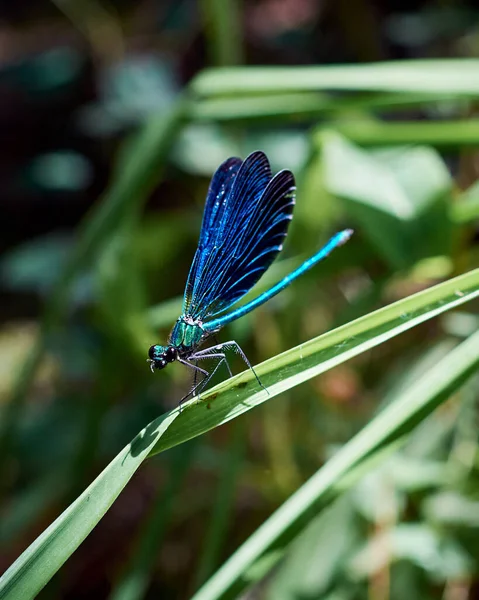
left=1, top=269, right=479, bottom=599
left=318, top=119, right=479, bottom=148
left=192, top=327, right=479, bottom=600
left=191, top=93, right=475, bottom=123
left=151, top=268, right=479, bottom=456
left=0, top=410, right=181, bottom=600
left=191, top=60, right=479, bottom=97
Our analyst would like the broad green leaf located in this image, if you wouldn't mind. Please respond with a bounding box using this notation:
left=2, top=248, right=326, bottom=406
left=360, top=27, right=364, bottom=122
left=321, top=132, right=452, bottom=268
left=1, top=268, right=479, bottom=600
left=192, top=326, right=479, bottom=600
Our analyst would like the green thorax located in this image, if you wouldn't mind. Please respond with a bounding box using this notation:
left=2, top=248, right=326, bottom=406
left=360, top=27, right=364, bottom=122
left=168, top=316, right=205, bottom=350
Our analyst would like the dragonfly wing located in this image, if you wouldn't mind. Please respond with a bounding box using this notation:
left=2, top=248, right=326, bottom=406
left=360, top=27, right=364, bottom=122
left=184, top=151, right=296, bottom=321
left=183, top=156, right=242, bottom=312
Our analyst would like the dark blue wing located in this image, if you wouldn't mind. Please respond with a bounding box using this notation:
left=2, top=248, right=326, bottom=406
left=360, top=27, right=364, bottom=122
left=183, top=156, right=242, bottom=308
left=182, top=151, right=296, bottom=320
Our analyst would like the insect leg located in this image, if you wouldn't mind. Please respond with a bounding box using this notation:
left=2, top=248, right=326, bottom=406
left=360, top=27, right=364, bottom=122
left=178, top=356, right=226, bottom=404
left=177, top=358, right=210, bottom=406
left=192, top=351, right=233, bottom=378
left=177, top=357, right=209, bottom=378
left=193, top=359, right=198, bottom=391
left=195, top=341, right=268, bottom=394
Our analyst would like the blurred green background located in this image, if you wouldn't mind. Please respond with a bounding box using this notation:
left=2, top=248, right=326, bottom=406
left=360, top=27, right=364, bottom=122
left=1, top=0, right=479, bottom=598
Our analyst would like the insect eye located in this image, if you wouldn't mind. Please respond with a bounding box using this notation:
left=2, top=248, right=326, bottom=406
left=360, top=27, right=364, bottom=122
left=165, top=346, right=177, bottom=362
left=148, top=345, right=163, bottom=360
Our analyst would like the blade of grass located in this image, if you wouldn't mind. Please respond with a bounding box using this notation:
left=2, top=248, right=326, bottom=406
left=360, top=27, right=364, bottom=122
left=192, top=327, right=479, bottom=600
left=0, top=410, right=181, bottom=600
left=191, top=60, right=479, bottom=97
left=317, top=119, right=479, bottom=148
left=150, top=269, right=479, bottom=456
left=191, top=92, right=474, bottom=123
left=1, top=268, right=479, bottom=600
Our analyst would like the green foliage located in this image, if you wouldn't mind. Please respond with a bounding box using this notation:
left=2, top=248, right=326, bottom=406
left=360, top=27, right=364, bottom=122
left=2, top=56, right=479, bottom=600
left=322, top=132, right=453, bottom=268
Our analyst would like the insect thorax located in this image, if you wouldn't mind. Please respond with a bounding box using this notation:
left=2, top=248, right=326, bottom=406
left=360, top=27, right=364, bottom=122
left=168, top=316, right=205, bottom=351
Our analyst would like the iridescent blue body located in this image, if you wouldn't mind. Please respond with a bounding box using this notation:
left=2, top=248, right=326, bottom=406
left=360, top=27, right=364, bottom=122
left=148, top=151, right=352, bottom=400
